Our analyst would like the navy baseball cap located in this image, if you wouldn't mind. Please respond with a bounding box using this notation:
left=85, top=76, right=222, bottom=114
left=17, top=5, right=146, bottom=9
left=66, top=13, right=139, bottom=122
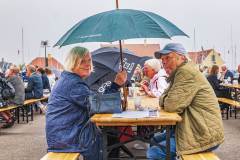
left=154, top=43, right=187, bottom=59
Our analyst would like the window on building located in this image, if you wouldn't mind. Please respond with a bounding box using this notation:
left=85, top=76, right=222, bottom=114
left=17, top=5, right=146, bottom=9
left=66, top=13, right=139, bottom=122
left=211, top=55, right=216, bottom=63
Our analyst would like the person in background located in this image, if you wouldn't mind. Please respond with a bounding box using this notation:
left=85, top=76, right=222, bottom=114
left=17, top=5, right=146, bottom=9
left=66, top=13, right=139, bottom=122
left=37, top=67, right=51, bottom=93
left=25, top=65, right=43, bottom=99
left=131, top=64, right=143, bottom=85
left=148, top=43, right=224, bottom=160
left=237, top=64, right=240, bottom=84
left=0, top=68, right=4, bottom=77
left=207, top=65, right=231, bottom=110
left=141, top=59, right=168, bottom=98
left=207, top=65, right=231, bottom=98
left=1, top=65, right=25, bottom=128
left=45, top=68, right=56, bottom=89
left=25, top=65, right=46, bottom=113
left=200, top=65, right=209, bottom=77
left=46, top=46, right=127, bottom=160
left=220, top=64, right=234, bottom=83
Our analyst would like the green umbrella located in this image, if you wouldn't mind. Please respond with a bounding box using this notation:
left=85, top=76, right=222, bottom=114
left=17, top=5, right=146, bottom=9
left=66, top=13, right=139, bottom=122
left=54, top=8, right=188, bottom=111
left=55, top=9, right=188, bottom=47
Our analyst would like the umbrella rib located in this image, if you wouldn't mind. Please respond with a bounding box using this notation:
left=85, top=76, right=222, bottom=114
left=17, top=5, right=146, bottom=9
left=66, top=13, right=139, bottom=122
left=55, top=19, right=86, bottom=47
left=86, top=13, right=106, bottom=42
left=129, top=14, right=142, bottom=38
left=141, top=11, right=172, bottom=39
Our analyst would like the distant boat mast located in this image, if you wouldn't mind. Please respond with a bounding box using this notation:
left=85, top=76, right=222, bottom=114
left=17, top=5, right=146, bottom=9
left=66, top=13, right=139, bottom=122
left=193, top=27, right=196, bottom=51
left=230, top=25, right=234, bottom=69
left=21, top=27, right=25, bottom=64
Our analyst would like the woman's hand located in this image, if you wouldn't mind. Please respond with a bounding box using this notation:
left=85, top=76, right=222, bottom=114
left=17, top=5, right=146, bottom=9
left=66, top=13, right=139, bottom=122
left=141, top=84, right=149, bottom=93
left=114, top=70, right=127, bottom=86
left=140, top=84, right=155, bottom=97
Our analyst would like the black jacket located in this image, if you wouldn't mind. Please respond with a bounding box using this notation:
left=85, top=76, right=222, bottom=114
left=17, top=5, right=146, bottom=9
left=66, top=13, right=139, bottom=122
left=207, top=74, right=230, bottom=98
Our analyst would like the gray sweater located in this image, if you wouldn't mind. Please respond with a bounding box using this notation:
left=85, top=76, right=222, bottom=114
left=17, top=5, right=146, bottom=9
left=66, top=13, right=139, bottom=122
left=8, top=75, right=25, bottom=105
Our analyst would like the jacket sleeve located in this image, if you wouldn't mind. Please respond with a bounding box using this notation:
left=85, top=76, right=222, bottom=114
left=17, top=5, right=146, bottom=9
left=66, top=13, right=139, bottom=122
left=25, top=77, right=33, bottom=92
left=152, top=76, right=168, bottom=97
left=163, top=70, right=199, bottom=113
left=69, top=83, right=90, bottom=110
left=213, top=76, right=221, bottom=90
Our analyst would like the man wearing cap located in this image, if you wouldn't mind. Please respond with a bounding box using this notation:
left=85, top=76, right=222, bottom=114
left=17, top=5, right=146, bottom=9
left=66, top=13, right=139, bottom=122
left=147, top=43, right=224, bottom=159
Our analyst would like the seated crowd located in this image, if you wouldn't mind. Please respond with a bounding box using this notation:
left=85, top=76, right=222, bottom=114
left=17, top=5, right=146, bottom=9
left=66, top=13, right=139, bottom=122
left=0, top=64, right=56, bottom=128
left=2, top=43, right=240, bottom=159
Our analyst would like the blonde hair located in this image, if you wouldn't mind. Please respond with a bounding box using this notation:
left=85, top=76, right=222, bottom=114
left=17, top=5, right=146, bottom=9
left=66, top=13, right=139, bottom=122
left=9, top=65, right=20, bottom=74
left=64, top=46, right=93, bottom=72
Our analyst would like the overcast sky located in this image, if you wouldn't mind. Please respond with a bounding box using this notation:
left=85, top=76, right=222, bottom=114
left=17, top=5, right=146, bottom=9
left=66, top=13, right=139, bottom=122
left=0, top=0, right=240, bottom=69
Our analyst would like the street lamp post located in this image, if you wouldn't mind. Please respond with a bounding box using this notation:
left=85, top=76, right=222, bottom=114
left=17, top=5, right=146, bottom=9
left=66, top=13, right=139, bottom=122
left=41, top=40, right=49, bottom=67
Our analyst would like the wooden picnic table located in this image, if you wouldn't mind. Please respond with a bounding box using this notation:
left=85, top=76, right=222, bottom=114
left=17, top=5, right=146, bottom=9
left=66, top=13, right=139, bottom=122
left=221, top=83, right=240, bottom=89
left=91, top=96, right=182, bottom=160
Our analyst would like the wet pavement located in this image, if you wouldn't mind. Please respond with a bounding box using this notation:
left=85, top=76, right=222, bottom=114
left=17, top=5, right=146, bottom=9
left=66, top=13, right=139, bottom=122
left=0, top=113, right=239, bottom=160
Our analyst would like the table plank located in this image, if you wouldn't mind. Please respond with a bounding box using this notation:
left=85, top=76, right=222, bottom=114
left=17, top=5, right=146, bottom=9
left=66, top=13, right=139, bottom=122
left=218, top=97, right=240, bottom=107
left=0, top=105, right=18, bottom=112
left=91, top=96, right=181, bottom=126
left=221, top=84, right=240, bottom=89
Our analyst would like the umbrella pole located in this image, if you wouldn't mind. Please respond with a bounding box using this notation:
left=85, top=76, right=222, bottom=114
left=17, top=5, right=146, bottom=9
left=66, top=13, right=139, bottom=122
left=119, top=40, right=124, bottom=70
left=116, top=0, right=119, bottom=9
left=119, top=40, right=128, bottom=111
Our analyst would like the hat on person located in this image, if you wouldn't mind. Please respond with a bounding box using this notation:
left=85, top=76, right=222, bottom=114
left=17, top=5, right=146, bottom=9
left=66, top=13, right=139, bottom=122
left=154, top=43, right=187, bottom=59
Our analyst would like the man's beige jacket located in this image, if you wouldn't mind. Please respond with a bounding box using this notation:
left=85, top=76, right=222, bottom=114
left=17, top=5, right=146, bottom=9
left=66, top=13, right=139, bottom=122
left=160, top=62, right=224, bottom=155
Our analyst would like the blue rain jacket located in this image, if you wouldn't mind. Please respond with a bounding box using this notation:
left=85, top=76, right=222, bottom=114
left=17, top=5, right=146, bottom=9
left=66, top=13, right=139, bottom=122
left=46, top=71, right=119, bottom=160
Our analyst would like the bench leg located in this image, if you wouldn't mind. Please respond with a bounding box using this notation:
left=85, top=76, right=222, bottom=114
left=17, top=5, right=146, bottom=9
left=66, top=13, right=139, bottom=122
left=17, top=107, right=20, bottom=124
left=235, top=106, right=237, bottom=119
left=226, top=107, right=229, bottom=120
left=21, top=107, right=25, bottom=122
left=26, top=107, right=29, bottom=123
left=31, top=105, right=34, bottom=121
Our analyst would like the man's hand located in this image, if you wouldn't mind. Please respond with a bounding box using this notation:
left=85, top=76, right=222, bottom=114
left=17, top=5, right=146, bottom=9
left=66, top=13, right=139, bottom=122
left=114, top=70, right=127, bottom=86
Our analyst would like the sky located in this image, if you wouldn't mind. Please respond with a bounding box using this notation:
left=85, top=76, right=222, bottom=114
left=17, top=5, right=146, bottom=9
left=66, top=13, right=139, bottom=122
left=0, top=0, right=240, bottom=69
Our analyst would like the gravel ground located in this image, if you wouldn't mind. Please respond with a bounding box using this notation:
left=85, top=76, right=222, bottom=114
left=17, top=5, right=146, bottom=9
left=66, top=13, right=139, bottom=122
left=0, top=113, right=239, bottom=160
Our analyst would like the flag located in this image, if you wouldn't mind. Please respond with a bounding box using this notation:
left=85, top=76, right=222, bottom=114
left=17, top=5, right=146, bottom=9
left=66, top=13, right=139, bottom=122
left=17, top=49, right=20, bottom=55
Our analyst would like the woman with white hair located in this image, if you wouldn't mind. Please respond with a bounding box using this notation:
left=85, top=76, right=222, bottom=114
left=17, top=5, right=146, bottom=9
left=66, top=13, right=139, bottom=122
left=46, top=46, right=127, bottom=160
left=141, top=59, right=168, bottom=97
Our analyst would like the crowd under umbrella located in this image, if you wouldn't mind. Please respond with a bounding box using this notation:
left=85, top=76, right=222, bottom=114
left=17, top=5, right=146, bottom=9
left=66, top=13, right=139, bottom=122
left=54, top=6, right=188, bottom=110
left=84, top=47, right=150, bottom=93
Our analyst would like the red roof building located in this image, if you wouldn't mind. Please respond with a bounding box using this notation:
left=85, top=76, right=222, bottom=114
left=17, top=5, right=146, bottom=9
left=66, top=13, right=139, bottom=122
left=101, top=43, right=160, bottom=57
left=30, top=57, right=64, bottom=70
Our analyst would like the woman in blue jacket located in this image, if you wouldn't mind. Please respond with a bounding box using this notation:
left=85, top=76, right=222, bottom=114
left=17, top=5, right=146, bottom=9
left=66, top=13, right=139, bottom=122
left=46, top=47, right=127, bottom=160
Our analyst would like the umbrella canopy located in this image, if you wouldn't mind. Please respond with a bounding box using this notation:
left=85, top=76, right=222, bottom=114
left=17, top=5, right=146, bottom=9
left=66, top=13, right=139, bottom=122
left=84, top=47, right=150, bottom=92
left=55, top=9, right=188, bottom=47
left=85, top=64, right=117, bottom=93
left=91, top=47, right=150, bottom=81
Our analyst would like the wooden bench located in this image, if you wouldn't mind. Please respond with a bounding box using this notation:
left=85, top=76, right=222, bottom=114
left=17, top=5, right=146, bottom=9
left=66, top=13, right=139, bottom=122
left=19, top=96, right=49, bottom=123
left=218, top=97, right=240, bottom=119
left=182, top=152, right=220, bottom=160
left=0, top=105, right=19, bottom=126
left=41, top=152, right=80, bottom=160
left=0, top=105, right=18, bottom=112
